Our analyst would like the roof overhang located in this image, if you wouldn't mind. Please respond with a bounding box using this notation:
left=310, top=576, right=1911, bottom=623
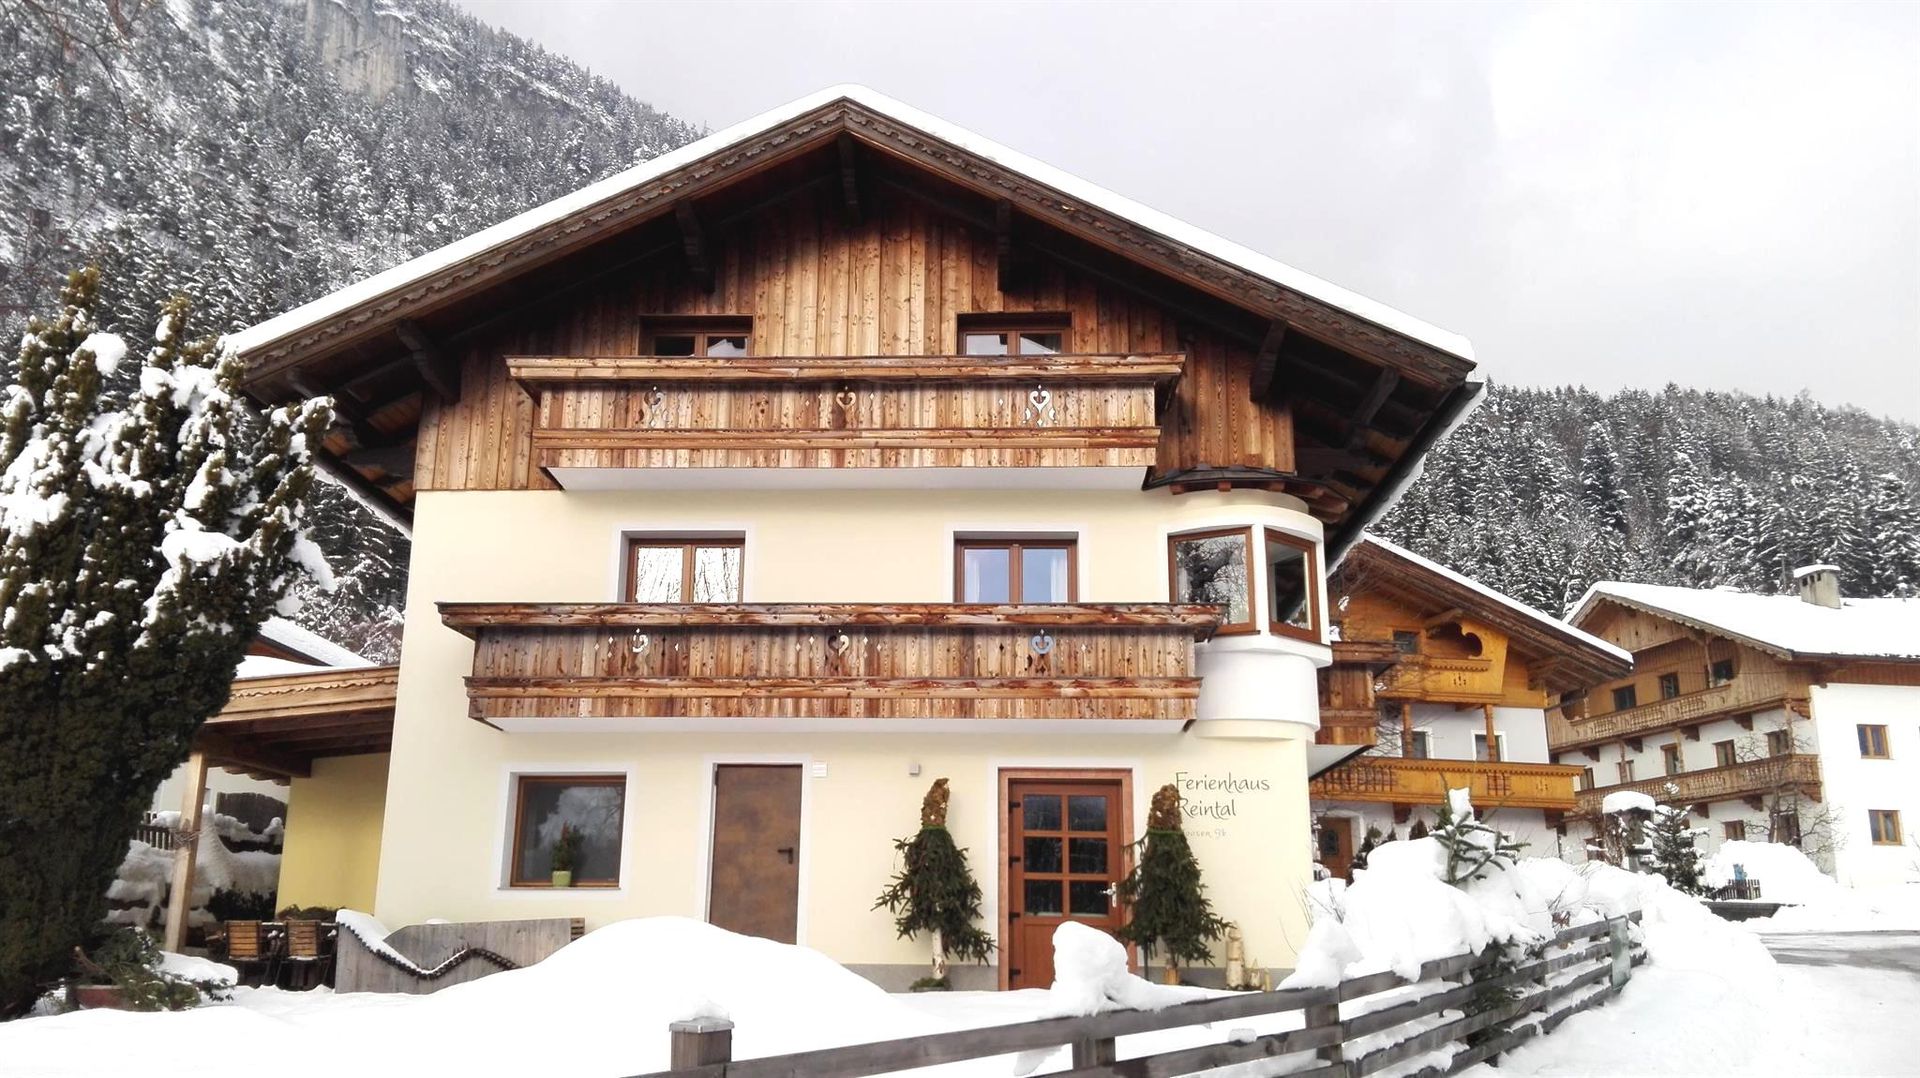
left=196, top=666, right=399, bottom=780
left=230, top=86, right=1480, bottom=528
left=1338, top=537, right=1633, bottom=688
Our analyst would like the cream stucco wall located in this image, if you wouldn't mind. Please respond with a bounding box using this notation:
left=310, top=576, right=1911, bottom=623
left=278, top=752, right=389, bottom=912
left=374, top=487, right=1326, bottom=972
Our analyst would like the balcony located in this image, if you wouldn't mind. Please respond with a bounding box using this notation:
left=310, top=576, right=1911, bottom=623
left=1374, top=653, right=1501, bottom=704
left=508, top=353, right=1183, bottom=486
left=1308, top=755, right=1584, bottom=811
left=439, top=602, right=1219, bottom=729
left=1574, top=753, right=1823, bottom=816
left=1553, top=673, right=1810, bottom=751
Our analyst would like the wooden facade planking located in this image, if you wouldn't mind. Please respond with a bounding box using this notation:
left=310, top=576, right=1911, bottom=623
left=412, top=190, right=1294, bottom=492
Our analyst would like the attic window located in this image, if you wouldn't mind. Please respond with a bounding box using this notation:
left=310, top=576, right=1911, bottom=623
left=957, top=314, right=1067, bottom=356
left=643, top=317, right=751, bottom=357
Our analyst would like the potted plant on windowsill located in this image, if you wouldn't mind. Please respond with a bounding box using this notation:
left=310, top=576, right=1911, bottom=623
left=550, top=824, right=583, bottom=888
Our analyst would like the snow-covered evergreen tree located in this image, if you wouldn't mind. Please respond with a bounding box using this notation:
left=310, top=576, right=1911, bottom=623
left=0, top=270, right=331, bottom=1017
left=1646, top=804, right=1704, bottom=895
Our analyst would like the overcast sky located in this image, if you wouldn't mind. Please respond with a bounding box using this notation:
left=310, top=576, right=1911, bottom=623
left=456, top=0, right=1919, bottom=423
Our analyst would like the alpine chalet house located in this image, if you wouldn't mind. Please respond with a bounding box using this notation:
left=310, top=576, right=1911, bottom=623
left=1308, top=537, right=1629, bottom=876
left=228, top=87, right=1482, bottom=987
left=1556, top=569, right=1920, bottom=888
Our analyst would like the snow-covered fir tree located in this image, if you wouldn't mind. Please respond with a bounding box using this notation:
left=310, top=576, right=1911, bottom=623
left=0, top=269, right=331, bottom=1017
left=1379, top=384, right=1920, bottom=611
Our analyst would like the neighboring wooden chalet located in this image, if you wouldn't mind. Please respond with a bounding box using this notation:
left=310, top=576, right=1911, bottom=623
left=153, top=621, right=397, bottom=951
left=1558, top=568, right=1920, bottom=887
left=1308, top=538, right=1630, bottom=875
left=229, top=87, right=1484, bottom=987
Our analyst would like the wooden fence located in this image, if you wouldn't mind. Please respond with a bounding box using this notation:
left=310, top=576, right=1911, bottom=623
left=639, top=913, right=1643, bottom=1078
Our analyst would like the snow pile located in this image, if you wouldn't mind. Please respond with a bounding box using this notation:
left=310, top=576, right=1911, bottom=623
left=1287, top=791, right=1770, bottom=991
left=1599, top=790, right=1655, bottom=815
left=1703, top=841, right=1838, bottom=904
left=158, top=951, right=237, bottom=988
left=1042, top=921, right=1210, bottom=1016
left=1286, top=792, right=1555, bottom=986
left=0, top=918, right=952, bottom=1078
left=104, top=824, right=281, bottom=929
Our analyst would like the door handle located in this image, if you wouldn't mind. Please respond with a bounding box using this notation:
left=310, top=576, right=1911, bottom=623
left=776, top=846, right=796, bottom=865
left=1103, top=883, right=1119, bottom=900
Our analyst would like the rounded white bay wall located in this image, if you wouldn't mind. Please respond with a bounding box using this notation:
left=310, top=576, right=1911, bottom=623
left=1159, top=491, right=1332, bottom=735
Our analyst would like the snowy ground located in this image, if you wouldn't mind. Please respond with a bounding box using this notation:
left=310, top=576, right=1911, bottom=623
left=1473, top=930, right=1920, bottom=1077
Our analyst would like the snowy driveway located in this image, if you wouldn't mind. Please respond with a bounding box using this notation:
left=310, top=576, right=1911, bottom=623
left=1760, top=931, right=1920, bottom=975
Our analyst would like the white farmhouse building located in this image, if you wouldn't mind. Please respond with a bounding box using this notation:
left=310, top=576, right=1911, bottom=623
left=1555, top=569, right=1920, bottom=888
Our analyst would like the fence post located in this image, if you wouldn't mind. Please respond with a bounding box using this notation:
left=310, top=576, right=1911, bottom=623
left=1307, top=998, right=1344, bottom=1072
left=669, top=1017, right=734, bottom=1069
left=1072, top=1035, right=1117, bottom=1066
left=1607, top=916, right=1630, bottom=989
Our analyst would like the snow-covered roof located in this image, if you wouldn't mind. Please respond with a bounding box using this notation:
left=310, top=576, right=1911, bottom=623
left=1571, top=581, right=1920, bottom=662
left=1353, top=535, right=1633, bottom=666
left=255, top=617, right=373, bottom=670
left=228, top=85, right=1472, bottom=363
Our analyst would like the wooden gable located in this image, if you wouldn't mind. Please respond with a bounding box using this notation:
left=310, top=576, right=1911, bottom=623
left=233, top=93, right=1480, bottom=537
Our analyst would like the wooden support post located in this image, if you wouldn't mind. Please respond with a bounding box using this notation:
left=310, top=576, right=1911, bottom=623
left=1072, top=1036, right=1118, bottom=1067
left=1401, top=702, right=1414, bottom=759
left=669, top=1017, right=734, bottom=1069
left=1482, top=704, right=1499, bottom=761
left=1307, top=1000, right=1344, bottom=1069
left=162, top=750, right=208, bottom=954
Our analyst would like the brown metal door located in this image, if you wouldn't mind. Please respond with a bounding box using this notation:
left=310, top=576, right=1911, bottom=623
left=1316, top=816, right=1356, bottom=880
left=707, top=764, right=802, bottom=943
left=1007, top=780, right=1125, bottom=988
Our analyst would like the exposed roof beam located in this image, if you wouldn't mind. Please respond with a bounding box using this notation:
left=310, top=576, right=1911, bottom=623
left=836, top=132, right=864, bottom=225
left=996, top=200, right=1034, bottom=294
left=395, top=320, right=459, bottom=403
left=675, top=201, right=715, bottom=294
left=194, top=729, right=309, bottom=779
left=1347, top=369, right=1401, bottom=449
left=1249, top=321, right=1288, bottom=400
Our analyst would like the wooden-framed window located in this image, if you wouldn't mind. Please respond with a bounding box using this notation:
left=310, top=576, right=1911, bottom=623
left=1473, top=732, right=1507, bottom=763
left=1661, top=743, right=1683, bottom=776
left=1771, top=810, right=1802, bottom=846
left=1392, top=630, right=1421, bottom=655
left=1617, top=759, right=1636, bottom=783
left=1658, top=673, right=1681, bottom=700
left=1410, top=730, right=1432, bottom=760
left=625, top=536, right=743, bottom=602
left=1765, top=728, right=1793, bottom=757
left=1714, top=739, right=1737, bottom=768
left=954, top=536, right=1077, bottom=603
left=1709, top=659, right=1736, bottom=686
left=642, top=317, right=751, bottom=357
left=508, top=774, right=626, bottom=888
left=1869, top=809, right=1903, bottom=845
left=1723, top=820, right=1746, bottom=842
left=1611, top=685, right=1638, bottom=712
left=1579, top=767, right=1595, bottom=792
left=1168, top=526, right=1255, bottom=635
left=1264, top=529, right=1322, bottom=642
left=1858, top=724, right=1890, bottom=759
left=957, top=314, right=1067, bottom=357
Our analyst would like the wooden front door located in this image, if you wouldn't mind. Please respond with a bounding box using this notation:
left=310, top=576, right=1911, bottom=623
left=1317, top=816, right=1356, bottom=880
left=707, top=764, right=802, bottom=943
left=1006, top=779, right=1127, bottom=989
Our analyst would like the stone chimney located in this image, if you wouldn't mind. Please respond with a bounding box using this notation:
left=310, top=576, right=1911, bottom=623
left=1793, top=564, right=1843, bottom=609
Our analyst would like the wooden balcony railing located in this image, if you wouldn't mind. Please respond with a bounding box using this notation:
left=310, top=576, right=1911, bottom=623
left=508, top=353, right=1184, bottom=473
left=439, top=602, right=1220, bottom=724
left=1309, top=755, right=1583, bottom=811
left=1375, top=653, right=1501, bottom=703
left=1553, top=673, right=1810, bottom=751
left=1574, top=753, right=1823, bottom=816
